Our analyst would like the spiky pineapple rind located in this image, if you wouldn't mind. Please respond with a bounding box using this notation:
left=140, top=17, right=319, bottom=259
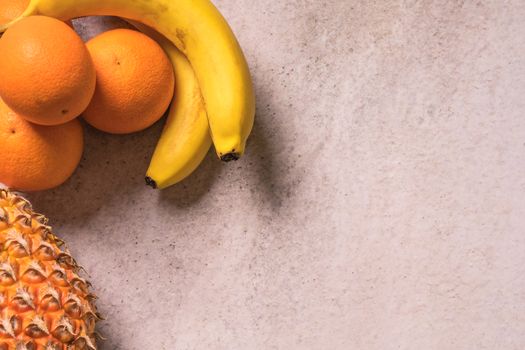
left=0, top=189, right=99, bottom=349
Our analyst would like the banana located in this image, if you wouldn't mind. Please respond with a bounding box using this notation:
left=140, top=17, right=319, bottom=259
left=0, top=0, right=255, bottom=161
left=128, top=21, right=212, bottom=189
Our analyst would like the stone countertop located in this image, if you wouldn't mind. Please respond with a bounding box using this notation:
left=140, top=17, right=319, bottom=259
left=28, top=2, right=525, bottom=349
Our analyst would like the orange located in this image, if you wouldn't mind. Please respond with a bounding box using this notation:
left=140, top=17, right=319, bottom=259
left=83, top=29, right=174, bottom=134
left=0, top=98, right=84, bottom=192
left=0, top=0, right=28, bottom=25
left=0, top=16, right=96, bottom=126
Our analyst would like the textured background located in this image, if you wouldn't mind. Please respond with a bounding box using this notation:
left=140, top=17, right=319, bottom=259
left=26, top=1, right=525, bottom=349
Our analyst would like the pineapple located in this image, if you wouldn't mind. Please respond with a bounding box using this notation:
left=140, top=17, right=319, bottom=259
left=0, top=189, right=99, bottom=350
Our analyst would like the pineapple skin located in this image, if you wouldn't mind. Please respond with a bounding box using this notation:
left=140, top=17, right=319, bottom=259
left=0, top=189, right=99, bottom=350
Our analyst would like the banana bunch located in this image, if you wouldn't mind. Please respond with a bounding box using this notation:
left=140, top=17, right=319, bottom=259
left=131, top=22, right=213, bottom=189
left=0, top=0, right=255, bottom=189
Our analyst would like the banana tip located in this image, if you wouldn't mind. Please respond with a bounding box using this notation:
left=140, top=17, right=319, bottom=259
left=145, top=177, right=158, bottom=189
left=220, top=153, right=240, bottom=162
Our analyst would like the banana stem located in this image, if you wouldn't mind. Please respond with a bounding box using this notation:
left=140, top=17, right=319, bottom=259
left=220, top=153, right=240, bottom=162
left=145, top=177, right=158, bottom=189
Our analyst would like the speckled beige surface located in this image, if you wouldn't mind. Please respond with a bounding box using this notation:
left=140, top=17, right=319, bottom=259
left=24, top=1, right=525, bottom=349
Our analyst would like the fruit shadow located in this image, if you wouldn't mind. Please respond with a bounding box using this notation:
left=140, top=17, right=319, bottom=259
left=95, top=323, right=120, bottom=350
left=243, top=83, right=291, bottom=212
left=27, top=120, right=162, bottom=222
left=157, top=149, right=224, bottom=208
left=28, top=121, right=222, bottom=222
left=158, top=89, right=290, bottom=213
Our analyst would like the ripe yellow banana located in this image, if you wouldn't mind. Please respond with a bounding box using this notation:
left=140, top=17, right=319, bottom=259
left=0, top=0, right=255, bottom=161
left=128, top=21, right=212, bottom=189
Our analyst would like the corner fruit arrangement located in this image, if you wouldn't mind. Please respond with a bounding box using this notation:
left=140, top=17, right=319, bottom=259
left=0, top=0, right=255, bottom=192
left=0, top=0, right=255, bottom=348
